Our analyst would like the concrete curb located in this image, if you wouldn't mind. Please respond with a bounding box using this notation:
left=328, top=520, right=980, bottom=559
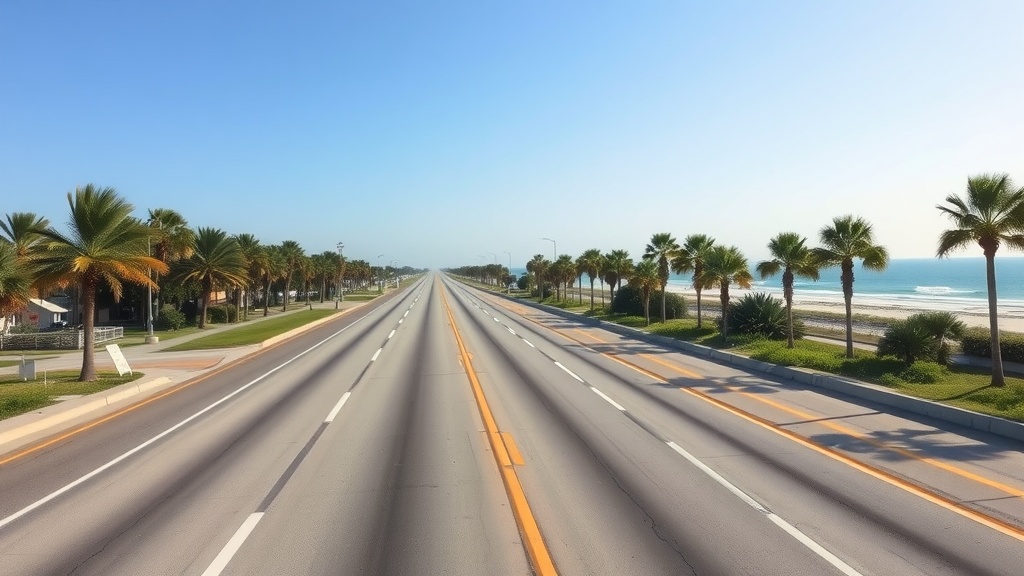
left=0, top=301, right=370, bottom=452
left=0, top=376, right=173, bottom=447
left=496, top=292, right=1024, bottom=444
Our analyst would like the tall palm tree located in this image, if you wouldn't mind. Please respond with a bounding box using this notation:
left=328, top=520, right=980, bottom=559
left=1, top=212, right=50, bottom=258
left=261, top=245, right=286, bottom=316
left=279, top=240, right=304, bottom=311
left=814, top=215, right=889, bottom=359
left=147, top=208, right=195, bottom=315
left=578, top=248, right=603, bottom=311
left=32, top=185, right=166, bottom=381
left=643, top=232, right=679, bottom=323
left=756, top=232, right=820, bottom=348
left=629, top=259, right=660, bottom=326
left=233, top=233, right=263, bottom=320
left=527, top=254, right=549, bottom=299
left=672, top=234, right=715, bottom=328
left=603, top=249, right=632, bottom=304
left=554, top=254, right=576, bottom=302
left=175, top=228, right=248, bottom=328
left=937, top=174, right=1024, bottom=386
left=701, top=245, right=753, bottom=343
left=0, top=241, right=34, bottom=318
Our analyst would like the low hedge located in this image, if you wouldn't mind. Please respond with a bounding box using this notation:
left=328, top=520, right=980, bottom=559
left=611, top=285, right=687, bottom=320
left=960, top=328, right=1024, bottom=364
left=206, top=304, right=238, bottom=324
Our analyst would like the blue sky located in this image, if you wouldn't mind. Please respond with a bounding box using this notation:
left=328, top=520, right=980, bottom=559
left=2, top=1, right=1022, bottom=269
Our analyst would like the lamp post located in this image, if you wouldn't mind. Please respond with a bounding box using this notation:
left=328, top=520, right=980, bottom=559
left=503, top=251, right=512, bottom=294
left=377, top=254, right=384, bottom=293
left=541, top=237, right=556, bottom=261
left=336, top=242, right=344, bottom=309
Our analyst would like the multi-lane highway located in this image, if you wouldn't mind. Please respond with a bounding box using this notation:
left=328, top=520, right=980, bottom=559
left=0, top=272, right=1021, bottom=575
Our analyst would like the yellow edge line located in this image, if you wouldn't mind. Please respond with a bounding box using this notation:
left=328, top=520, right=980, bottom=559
left=470, top=290, right=1024, bottom=539
left=497, top=297, right=1024, bottom=501
left=0, top=305, right=360, bottom=467
left=440, top=285, right=558, bottom=576
left=679, top=384, right=1024, bottom=543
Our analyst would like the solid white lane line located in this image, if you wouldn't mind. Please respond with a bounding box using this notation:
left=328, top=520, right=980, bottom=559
left=201, top=512, right=264, bottom=576
left=666, top=441, right=862, bottom=576
left=590, top=387, right=626, bottom=411
left=0, top=310, right=375, bottom=531
left=554, top=361, right=584, bottom=383
left=523, top=339, right=535, bottom=348
left=371, top=348, right=382, bottom=362
left=388, top=329, right=396, bottom=339
left=507, top=327, right=516, bottom=335
left=324, top=392, right=352, bottom=423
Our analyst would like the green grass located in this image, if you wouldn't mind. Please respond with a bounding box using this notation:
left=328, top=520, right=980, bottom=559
left=163, top=309, right=340, bottom=351
left=0, top=356, right=58, bottom=368
left=0, top=370, right=142, bottom=420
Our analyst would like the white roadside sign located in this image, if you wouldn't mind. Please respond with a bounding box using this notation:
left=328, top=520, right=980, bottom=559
left=105, top=344, right=133, bottom=376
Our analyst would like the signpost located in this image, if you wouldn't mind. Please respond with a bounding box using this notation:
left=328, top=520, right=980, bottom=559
left=105, top=344, right=133, bottom=376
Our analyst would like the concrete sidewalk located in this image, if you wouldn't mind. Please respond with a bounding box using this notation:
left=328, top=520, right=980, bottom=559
left=0, top=298, right=369, bottom=454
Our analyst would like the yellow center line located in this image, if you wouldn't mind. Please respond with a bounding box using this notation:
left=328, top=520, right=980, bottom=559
left=440, top=284, right=558, bottom=576
left=472, top=288, right=1024, bottom=516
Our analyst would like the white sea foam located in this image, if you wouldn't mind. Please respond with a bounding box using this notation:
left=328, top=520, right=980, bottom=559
left=914, top=286, right=978, bottom=295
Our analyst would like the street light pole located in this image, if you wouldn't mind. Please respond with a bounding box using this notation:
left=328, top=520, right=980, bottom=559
left=541, top=237, right=556, bottom=261
left=377, top=254, right=384, bottom=293
left=336, top=242, right=344, bottom=309
left=145, top=234, right=158, bottom=344
left=503, top=251, right=512, bottom=294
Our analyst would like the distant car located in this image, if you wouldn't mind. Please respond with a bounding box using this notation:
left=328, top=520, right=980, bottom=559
left=43, top=321, right=69, bottom=331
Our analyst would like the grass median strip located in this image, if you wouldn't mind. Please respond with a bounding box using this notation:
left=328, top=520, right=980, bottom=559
left=0, top=371, right=142, bottom=420
left=163, top=309, right=340, bottom=351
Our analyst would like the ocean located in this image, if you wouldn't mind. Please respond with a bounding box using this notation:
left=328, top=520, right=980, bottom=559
left=667, top=257, right=1024, bottom=313
left=514, top=257, right=1024, bottom=313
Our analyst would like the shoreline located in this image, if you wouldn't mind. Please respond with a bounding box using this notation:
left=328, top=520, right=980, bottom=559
left=661, top=285, right=1024, bottom=333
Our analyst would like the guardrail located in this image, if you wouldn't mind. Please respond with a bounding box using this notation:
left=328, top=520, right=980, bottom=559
left=0, top=327, right=124, bottom=351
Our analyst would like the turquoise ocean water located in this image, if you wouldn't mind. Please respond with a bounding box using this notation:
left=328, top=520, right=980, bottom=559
left=516, top=257, right=1024, bottom=308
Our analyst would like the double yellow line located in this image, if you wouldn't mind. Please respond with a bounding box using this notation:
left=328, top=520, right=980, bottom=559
left=439, top=285, right=557, bottom=576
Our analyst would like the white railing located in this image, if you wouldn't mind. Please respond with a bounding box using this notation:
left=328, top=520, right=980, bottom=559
left=0, top=327, right=124, bottom=350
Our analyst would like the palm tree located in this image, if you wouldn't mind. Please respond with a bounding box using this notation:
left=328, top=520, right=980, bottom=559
left=1, top=212, right=50, bottom=258
left=643, top=233, right=679, bottom=323
left=877, top=321, right=935, bottom=366
left=603, top=249, right=632, bottom=304
left=814, top=215, right=890, bottom=359
left=937, top=174, right=1024, bottom=386
left=279, top=240, right=304, bottom=311
left=909, top=311, right=967, bottom=365
left=147, top=208, right=195, bottom=315
left=32, top=185, right=166, bottom=381
left=629, top=259, right=660, bottom=325
left=233, top=233, right=263, bottom=320
left=0, top=241, right=34, bottom=318
left=578, top=249, right=603, bottom=311
left=554, top=254, right=576, bottom=302
left=756, top=232, right=820, bottom=348
left=262, top=245, right=286, bottom=316
left=527, top=254, right=549, bottom=299
left=175, top=228, right=248, bottom=328
left=701, top=245, right=753, bottom=343
left=672, top=234, right=715, bottom=328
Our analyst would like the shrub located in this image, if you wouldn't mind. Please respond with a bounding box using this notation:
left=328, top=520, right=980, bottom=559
left=877, top=320, right=936, bottom=365
left=206, top=304, right=238, bottom=324
left=611, top=285, right=687, bottom=320
left=8, top=323, right=39, bottom=334
left=155, top=304, right=187, bottom=331
left=724, top=293, right=801, bottom=340
left=960, top=328, right=1024, bottom=364
left=905, top=311, right=965, bottom=364
left=878, top=361, right=948, bottom=385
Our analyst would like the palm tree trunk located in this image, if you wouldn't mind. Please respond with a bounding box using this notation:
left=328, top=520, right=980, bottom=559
left=643, top=291, right=650, bottom=326
left=263, top=277, right=271, bottom=316
left=720, top=284, right=729, bottom=343
left=578, top=275, right=583, bottom=304
left=600, top=279, right=605, bottom=308
left=199, top=278, right=212, bottom=329
left=79, top=276, right=97, bottom=382
left=589, top=279, right=595, bottom=311
left=784, top=269, right=795, bottom=349
left=695, top=287, right=703, bottom=329
left=660, top=281, right=667, bottom=323
left=985, top=252, right=1006, bottom=386
left=842, top=260, right=854, bottom=359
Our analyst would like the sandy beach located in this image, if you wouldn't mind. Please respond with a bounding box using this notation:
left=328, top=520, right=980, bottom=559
left=662, top=285, right=1024, bottom=333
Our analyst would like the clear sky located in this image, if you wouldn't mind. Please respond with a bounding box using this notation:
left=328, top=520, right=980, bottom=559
left=1, top=1, right=1021, bottom=269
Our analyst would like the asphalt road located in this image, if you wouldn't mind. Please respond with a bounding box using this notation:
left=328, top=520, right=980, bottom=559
left=0, top=272, right=1021, bottom=575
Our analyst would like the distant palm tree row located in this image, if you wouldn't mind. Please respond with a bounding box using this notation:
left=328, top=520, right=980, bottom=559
left=516, top=174, right=1024, bottom=388
left=0, top=184, right=385, bottom=381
